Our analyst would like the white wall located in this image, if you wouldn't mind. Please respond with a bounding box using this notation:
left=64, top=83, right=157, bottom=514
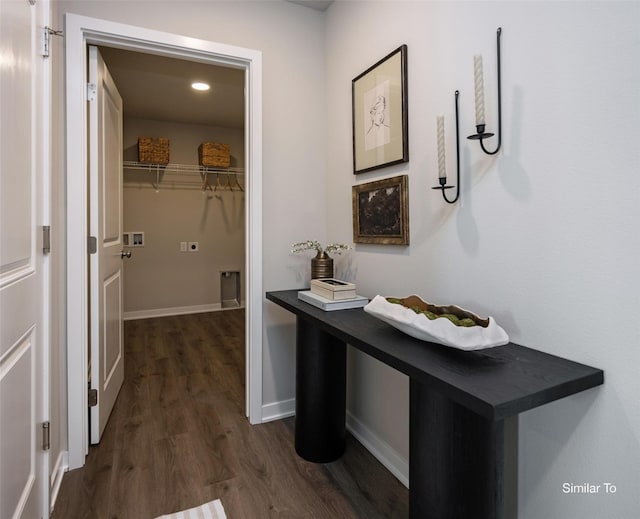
left=325, top=1, right=640, bottom=517
left=55, top=0, right=326, bottom=412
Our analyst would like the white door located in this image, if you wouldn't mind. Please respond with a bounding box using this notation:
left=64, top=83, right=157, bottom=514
left=0, top=0, right=49, bottom=517
left=88, top=45, right=125, bottom=443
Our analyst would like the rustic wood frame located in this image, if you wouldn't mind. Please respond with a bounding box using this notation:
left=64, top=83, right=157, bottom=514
left=352, top=175, right=409, bottom=245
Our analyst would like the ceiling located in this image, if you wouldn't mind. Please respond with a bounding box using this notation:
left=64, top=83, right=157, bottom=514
left=287, top=0, right=333, bottom=11
left=99, top=46, right=245, bottom=129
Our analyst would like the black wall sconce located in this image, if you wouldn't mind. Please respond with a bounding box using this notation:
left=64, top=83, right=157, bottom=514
left=432, top=90, right=461, bottom=204
left=467, top=27, right=503, bottom=155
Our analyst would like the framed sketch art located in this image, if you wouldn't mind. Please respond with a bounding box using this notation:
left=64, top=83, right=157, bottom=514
left=352, top=45, right=408, bottom=174
left=352, top=175, right=409, bottom=245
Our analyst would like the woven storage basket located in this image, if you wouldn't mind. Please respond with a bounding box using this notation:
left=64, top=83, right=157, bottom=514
left=199, top=142, right=230, bottom=168
left=138, top=137, right=170, bottom=164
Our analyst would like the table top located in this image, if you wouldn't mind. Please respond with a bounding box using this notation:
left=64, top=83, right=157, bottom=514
left=266, top=289, right=604, bottom=421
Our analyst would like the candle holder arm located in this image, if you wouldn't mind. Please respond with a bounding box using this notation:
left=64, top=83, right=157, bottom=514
left=467, top=27, right=502, bottom=156
left=432, top=90, right=461, bottom=204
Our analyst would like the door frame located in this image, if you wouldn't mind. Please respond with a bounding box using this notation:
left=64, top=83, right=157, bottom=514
left=64, top=13, right=263, bottom=469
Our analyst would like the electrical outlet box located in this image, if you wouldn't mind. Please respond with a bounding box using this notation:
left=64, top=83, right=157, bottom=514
left=124, top=231, right=144, bottom=247
left=180, top=241, right=187, bottom=252
left=188, top=241, right=199, bottom=252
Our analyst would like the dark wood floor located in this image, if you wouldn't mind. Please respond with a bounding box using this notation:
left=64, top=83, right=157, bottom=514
left=52, top=310, right=408, bottom=518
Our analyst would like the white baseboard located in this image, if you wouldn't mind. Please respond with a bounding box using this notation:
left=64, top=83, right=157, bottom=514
left=123, top=303, right=244, bottom=321
left=261, top=398, right=295, bottom=423
left=346, top=411, right=409, bottom=488
left=49, top=450, right=68, bottom=513
left=261, top=399, right=409, bottom=488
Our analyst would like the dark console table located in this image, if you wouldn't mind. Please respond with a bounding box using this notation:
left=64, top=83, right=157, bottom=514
left=266, top=289, right=604, bottom=519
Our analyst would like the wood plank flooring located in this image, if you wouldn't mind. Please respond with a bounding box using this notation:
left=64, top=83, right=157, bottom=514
left=52, top=310, right=408, bottom=518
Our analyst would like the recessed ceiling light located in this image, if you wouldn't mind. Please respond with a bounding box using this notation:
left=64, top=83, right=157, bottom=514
left=191, top=82, right=210, bottom=91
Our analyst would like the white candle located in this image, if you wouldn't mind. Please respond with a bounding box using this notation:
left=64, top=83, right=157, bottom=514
left=473, top=55, right=485, bottom=126
left=437, top=115, right=446, bottom=179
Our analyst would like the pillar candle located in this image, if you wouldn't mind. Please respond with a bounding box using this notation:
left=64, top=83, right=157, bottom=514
left=473, top=55, right=485, bottom=126
left=437, top=115, right=446, bottom=179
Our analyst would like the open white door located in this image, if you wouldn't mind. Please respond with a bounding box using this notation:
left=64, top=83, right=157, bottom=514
left=88, top=45, right=125, bottom=443
left=0, top=0, right=49, bottom=517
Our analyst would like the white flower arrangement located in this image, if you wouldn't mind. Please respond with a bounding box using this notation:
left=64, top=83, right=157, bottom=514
left=291, top=240, right=352, bottom=255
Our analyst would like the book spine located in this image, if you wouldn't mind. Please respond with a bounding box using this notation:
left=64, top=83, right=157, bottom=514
left=298, top=291, right=368, bottom=311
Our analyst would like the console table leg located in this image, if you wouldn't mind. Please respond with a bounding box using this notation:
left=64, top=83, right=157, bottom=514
left=295, top=317, right=347, bottom=463
left=410, top=379, right=505, bottom=519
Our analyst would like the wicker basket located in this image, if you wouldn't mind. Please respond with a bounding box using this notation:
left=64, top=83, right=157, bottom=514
left=138, top=137, right=170, bottom=164
left=198, top=142, right=230, bottom=168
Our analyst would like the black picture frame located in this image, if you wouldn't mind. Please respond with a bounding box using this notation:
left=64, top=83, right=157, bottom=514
left=352, top=175, right=409, bottom=245
left=352, top=45, right=409, bottom=174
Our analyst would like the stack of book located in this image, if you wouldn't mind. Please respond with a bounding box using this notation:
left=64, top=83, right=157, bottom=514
left=298, top=278, right=368, bottom=311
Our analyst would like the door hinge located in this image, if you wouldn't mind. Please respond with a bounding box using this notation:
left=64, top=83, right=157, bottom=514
left=88, top=388, right=98, bottom=407
left=42, top=422, right=50, bottom=451
left=87, top=83, right=97, bottom=102
left=88, top=236, right=97, bottom=254
left=41, top=27, right=63, bottom=58
left=42, top=225, right=51, bottom=254
left=41, top=27, right=50, bottom=58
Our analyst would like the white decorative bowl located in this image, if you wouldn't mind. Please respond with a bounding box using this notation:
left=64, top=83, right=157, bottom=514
left=364, top=295, right=509, bottom=351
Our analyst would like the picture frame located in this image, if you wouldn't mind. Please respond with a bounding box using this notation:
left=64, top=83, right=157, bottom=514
left=352, top=175, right=409, bottom=245
left=352, top=45, right=408, bottom=174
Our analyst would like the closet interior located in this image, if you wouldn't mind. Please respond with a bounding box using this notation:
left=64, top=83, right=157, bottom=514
left=99, top=46, right=247, bottom=318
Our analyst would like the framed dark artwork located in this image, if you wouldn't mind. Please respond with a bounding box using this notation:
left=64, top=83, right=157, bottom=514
left=352, top=175, right=409, bottom=245
left=352, top=44, right=408, bottom=174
